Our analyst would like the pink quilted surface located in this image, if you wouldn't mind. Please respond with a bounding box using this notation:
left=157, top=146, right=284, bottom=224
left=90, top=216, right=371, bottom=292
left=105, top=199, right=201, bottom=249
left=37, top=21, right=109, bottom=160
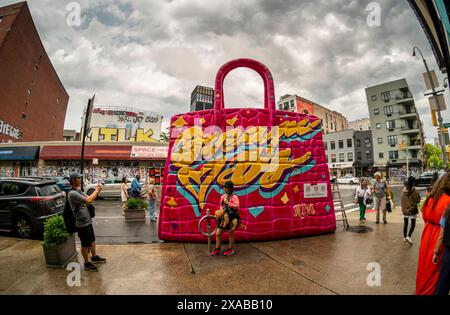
left=158, top=59, right=336, bottom=242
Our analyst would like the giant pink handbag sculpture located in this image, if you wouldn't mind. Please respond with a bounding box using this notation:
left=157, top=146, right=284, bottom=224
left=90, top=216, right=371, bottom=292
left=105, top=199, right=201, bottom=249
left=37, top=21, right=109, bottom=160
left=158, top=58, right=336, bottom=242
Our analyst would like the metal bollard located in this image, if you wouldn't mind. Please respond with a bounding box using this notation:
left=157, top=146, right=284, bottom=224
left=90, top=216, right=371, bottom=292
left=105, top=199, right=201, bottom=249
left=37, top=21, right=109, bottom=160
left=198, top=208, right=217, bottom=254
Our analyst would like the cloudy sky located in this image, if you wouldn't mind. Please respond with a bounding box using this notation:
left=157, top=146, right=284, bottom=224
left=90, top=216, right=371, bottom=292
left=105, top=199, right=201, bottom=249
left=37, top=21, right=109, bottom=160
left=3, top=0, right=449, bottom=141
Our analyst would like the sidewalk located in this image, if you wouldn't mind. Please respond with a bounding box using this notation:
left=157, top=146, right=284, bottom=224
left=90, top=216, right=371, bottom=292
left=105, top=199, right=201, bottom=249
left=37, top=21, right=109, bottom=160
left=0, top=209, right=422, bottom=295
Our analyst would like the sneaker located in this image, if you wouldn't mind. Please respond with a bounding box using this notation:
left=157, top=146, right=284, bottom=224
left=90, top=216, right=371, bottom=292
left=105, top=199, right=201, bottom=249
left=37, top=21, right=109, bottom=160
left=84, top=262, right=98, bottom=272
left=91, top=255, right=107, bottom=263
left=210, top=248, right=221, bottom=256
left=222, top=248, right=235, bottom=256
left=403, top=237, right=407, bottom=242
left=406, top=237, right=413, bottom=245
left=384, top=220, right=387, bottom=224
left=376, top=221, right=380, bottom=224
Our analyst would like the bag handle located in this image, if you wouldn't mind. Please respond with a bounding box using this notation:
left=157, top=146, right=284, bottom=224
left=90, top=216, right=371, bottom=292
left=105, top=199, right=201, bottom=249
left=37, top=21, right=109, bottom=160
left=214, top=58, right=276, bottom=122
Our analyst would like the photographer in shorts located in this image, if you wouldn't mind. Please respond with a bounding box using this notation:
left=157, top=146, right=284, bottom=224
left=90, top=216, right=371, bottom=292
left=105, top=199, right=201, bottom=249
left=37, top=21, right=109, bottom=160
left=68, top=172, right=106, bottom=272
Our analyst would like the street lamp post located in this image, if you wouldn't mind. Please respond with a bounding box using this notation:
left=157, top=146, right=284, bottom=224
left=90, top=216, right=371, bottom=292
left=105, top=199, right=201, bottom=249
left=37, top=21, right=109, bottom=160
left=413, top=46, right=447, bottom=166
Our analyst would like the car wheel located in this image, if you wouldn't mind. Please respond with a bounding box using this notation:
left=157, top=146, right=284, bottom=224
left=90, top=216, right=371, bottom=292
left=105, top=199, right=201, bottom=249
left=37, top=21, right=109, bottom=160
left=349, top=181, right=354, bottom=185
left=14, top=214, right=32, bottom=239
left=87, top=189, right=95, bottom=196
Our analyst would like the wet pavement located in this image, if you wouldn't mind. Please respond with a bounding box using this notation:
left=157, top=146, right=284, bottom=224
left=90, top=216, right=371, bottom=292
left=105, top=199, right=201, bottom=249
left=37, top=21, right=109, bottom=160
left=90, top=198, right=161, bottom=244
left=0, top=208, right=423, bottom=295
left=88, top=185, right=426, bottom=245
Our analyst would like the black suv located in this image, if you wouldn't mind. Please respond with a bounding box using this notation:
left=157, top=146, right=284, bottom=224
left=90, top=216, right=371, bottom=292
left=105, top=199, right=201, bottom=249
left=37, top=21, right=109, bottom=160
left=0, top=177, right=66, bottom=238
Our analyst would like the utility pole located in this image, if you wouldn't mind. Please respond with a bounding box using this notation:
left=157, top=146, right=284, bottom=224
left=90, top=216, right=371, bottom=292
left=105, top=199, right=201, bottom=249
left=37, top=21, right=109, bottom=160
left=80, top=95, right=95, bottom=191
left=413, top=46, right=447, bottom=166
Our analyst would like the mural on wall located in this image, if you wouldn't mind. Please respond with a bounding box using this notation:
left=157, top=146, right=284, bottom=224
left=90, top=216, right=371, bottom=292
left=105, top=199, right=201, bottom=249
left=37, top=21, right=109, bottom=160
left=84, top=106, right=162, bottom=142
left=159, top=58, right=336, bottom=243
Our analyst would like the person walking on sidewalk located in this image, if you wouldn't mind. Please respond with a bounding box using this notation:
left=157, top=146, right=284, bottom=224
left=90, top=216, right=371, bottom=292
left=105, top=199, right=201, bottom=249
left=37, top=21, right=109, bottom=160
left=401, top=176, right=421, bottom=245
left=68, top=172, right=106, bottom=272
left=416, top=172, right=450, bottom=295
left=432, top=204, right=450, bottom=295
left=147, top=178, right=157, bottom=222
left=373, top=172, right=389, bottom=224
left=131, top=174, right=141, bottom=198
left=121, top=177, right=128, bottom=216
left=355, top=179, right=371, bottom=222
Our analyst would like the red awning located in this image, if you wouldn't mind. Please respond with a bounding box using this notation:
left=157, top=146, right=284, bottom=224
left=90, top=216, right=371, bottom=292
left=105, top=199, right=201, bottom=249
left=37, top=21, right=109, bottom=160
left=40, top=145, right=134, bottom=160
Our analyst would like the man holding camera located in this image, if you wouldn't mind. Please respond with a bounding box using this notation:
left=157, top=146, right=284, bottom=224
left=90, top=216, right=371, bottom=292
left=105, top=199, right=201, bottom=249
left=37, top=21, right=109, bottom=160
left=68, top=172, right=106, bottom=272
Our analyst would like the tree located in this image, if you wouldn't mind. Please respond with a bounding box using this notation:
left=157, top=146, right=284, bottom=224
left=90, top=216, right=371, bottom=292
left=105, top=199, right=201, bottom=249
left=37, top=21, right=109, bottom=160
left=424, top=143, right=444, bottom=170
left=160, top=127, right=169, bottom=143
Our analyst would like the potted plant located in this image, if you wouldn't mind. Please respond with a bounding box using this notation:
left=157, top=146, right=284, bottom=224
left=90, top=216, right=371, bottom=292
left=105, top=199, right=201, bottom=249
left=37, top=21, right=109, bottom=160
left=124, top=198, right=148, bottom=221
left=42, top=215, right=77, bottom=268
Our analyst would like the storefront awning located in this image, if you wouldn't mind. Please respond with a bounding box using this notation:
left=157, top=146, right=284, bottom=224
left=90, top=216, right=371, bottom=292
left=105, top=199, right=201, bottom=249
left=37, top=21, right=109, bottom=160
left=0, top=146, right=39, bottom=161
left=40, top=145, right=167, bottom=161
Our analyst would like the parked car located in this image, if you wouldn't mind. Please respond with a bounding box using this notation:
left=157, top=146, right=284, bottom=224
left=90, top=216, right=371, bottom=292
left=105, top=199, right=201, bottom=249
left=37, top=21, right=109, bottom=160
left=337, top=174, right=359, bottom=185
left=84, top=178, right=145, bottom=198
left=414, top=171, right=437, bottom=187
left=44, top=176, right=71, bottom=192
left=0, top=177, right=66, bottom=238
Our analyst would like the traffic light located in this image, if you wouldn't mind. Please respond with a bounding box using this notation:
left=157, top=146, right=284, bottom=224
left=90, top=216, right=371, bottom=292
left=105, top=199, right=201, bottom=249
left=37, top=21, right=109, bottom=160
left=431, top=110, right=438, bottom=126
left=399, top=141, right=407, bottom=151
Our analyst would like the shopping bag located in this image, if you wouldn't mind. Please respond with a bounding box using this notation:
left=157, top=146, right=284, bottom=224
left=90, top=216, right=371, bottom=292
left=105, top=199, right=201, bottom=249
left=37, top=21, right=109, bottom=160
left=158, top=58, right=336, bottom=242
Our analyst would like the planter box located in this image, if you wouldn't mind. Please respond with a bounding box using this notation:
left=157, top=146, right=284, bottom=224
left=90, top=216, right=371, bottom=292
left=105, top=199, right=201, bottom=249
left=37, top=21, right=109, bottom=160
left=125, top=208, right=146, bottom=221
left=42, top=235, right=77, bottom=268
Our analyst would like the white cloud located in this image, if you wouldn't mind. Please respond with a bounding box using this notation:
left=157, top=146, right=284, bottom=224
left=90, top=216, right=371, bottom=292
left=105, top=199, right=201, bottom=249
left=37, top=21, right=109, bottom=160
left=0, top=0, right=446, bottom=143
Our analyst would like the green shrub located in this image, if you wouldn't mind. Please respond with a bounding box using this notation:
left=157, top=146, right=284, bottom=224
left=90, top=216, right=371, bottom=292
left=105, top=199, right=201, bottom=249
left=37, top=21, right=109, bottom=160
left=43, top=215, right=69, bottom=247
left=126, top=198, right=148, bottom=209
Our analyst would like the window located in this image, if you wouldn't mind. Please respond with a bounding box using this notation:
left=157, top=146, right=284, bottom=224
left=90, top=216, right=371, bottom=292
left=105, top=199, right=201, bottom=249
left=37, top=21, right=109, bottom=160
left=339, top=140, right=344, bottom=149
left=339, top=153, right=345, bottom=162
left=331, top=154, right=337, bottom=163
left=325, top=155, right=329, bottom=163
left=0, top=182, right=28, bottom=196
left=374, top=108, right=380, bottom=115
left=383, top=105, right=394, bottom=116
left=411, top=150, right=418, bottom=159
left=376, top=123, right=381, bottom=129
left=348, top=153, right=354, bottom=162
left=356, top=152, right=362, bottom=161
left=356, top=139, right=361, bottom=147
left=331, top=122, right=333, bottom=130
left=324, top=142, right=328, bottom=150
left=330, top=141, right=336, bottom=150
left=387, top=135, right=397, bottom=145
left=371, top=95, right=377, bottom=101
left=365, top=138, right=371, bottom=147
left=379, top=152, right=384, bottom=158
left=366, top=151, right=372, bottom=160
left=386, top=120, right=396, bottom=130
left=290, top=100, right=294, bottom=109
left=389, top=151, right=399, bottom=159
left=347, top=139, right=352, bottom=148
left=381, top=91, right=391, bottom=102
left=377, top=138, right=383, bottom=144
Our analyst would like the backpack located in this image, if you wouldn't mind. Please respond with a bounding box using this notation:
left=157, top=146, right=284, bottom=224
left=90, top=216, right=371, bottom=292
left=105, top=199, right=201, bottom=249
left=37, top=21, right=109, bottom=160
left=63, top=191, right=77, bottom=234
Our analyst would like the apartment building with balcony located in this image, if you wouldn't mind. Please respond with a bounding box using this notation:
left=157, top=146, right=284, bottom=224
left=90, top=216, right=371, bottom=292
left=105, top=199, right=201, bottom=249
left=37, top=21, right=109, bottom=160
left=365, top=79, right=425, bottom=178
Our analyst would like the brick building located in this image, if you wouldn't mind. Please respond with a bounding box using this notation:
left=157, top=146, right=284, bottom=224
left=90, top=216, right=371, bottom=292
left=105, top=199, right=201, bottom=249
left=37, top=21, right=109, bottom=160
left=0, top=2, right=68, bottom=143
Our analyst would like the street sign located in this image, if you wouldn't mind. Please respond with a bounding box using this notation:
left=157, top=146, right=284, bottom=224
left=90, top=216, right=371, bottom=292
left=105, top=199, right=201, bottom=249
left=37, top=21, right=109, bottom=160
left=429, top=94, right=447, bottom=111
left=444, top=123, right=450, bottom=129
left=422, top=70, right=439, bottom=90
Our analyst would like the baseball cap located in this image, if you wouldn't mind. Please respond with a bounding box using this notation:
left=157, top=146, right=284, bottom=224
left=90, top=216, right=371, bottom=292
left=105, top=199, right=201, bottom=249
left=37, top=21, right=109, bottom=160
left=69, top=172, right=83, bottom=182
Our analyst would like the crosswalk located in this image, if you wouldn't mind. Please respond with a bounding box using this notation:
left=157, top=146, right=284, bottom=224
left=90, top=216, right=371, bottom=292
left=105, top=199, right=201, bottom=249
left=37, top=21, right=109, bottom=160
left=333, top=201, right=374, bottom=215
